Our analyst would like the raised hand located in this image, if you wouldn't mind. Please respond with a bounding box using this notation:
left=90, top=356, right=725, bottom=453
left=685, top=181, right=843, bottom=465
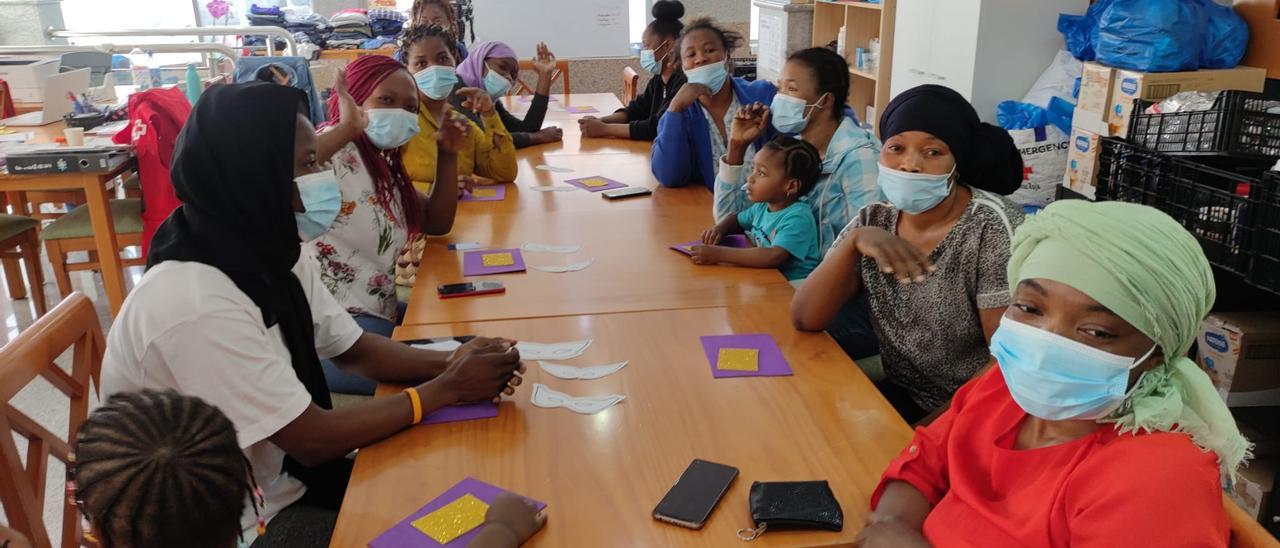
left=335, top=69, right=368, bottom=134
left=436, top=111, right=470, bottom=154
left=532, top=42, right=558, bottom=79
left=730, top=102, right=770, bottom=146
left=456, top=87, right=495, bottom=114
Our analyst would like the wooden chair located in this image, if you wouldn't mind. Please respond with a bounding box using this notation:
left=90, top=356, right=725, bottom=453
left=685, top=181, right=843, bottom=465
left=41, top=199, right=145, bottom=300
left=622, top=66, right=641, bottom=105
left=1226, top=493, right=1279, bottom=547
left=513, top=58, right=570, bottom=97
left=0, top=214, right=47, bottom=317
left=0, top=293, right=104, bottom=548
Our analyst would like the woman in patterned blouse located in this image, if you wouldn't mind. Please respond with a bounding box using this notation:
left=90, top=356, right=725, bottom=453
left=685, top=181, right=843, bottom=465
left=792, top=85, right=1026, bottom=423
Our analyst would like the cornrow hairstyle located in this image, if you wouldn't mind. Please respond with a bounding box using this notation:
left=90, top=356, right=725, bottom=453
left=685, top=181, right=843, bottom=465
left=647, top=0, right=685, bottom=41
left=400, top=23, right=460, bottom=65
left=72, top=390, right=259, bottom=548
left=681, top=17, right=743, bottom=56
left=409, top=0, right=459, bottom=37
left=787, top=47, right=850, bottom=122
left=764, top=135, right=823, bottom=196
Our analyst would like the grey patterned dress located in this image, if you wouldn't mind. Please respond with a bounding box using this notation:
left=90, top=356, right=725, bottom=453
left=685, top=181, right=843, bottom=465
left=828, top=188, right=1025, bottom=410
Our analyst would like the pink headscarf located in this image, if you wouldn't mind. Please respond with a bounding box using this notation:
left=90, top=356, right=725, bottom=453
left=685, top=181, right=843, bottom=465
left=455, top=40, right=518, bottom=88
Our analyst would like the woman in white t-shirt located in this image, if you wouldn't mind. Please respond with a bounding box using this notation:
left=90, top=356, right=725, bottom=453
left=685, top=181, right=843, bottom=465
left=102, top=82, right=528, bottom=547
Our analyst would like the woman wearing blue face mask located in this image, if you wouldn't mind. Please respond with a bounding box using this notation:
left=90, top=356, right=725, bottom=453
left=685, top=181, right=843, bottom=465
left=307, top=55, right=470, bottom=395
left=793, top=84, right=1025, bottom=423
left=454, top=40, right=564, bottom=149
left=718, top=47, right=884, bottom=362
left=103, top=83, right=528, bottom=546
left=651, top=18, right=777, bottom=189
left=859, top=201, right=1246, bottom=548
left=579, top=0, right=686, bottom=141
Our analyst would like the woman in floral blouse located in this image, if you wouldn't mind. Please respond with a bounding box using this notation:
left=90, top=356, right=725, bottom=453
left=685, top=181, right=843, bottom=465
left=307, top=55, right=468, bottom=394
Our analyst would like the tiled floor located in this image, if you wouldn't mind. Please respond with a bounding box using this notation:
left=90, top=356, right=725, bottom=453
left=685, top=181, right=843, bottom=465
left=2, top=248, right=145, bottom=544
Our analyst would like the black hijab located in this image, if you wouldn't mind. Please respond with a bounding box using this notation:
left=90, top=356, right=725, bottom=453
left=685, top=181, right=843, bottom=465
left=879, top=84, right=1023, bottom=195
left=147, top=82, right=333, bottom=409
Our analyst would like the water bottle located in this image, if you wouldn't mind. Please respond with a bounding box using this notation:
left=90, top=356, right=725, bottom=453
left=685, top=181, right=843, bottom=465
left=128, top=48, right=150, bottom=90
left=184, top=63, right=202, bottom=105
left=147, top=52, right=163, bottom=89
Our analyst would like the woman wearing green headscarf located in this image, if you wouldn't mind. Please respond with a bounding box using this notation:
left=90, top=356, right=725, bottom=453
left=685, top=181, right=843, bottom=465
left=856, top=200, right=1249, bottom=548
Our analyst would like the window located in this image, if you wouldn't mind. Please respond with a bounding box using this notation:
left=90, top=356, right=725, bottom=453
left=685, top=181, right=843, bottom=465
left=60, top=0, right=204, bottom=66
left=629, top=0, right=647, bottom=46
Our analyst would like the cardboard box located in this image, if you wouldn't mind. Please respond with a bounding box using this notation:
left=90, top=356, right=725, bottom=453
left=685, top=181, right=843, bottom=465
left=1236, top=0, right=1280, bottom=79
left=1197, top=311, right=1280, bottom=407
left=1077, top=62, right=1116, bottom=118
left=1229, top=458, right=1277, bottom=522
left=1062, top=127, right=1102, bottom=199
left=1107, top=65, right=1268, bottom=138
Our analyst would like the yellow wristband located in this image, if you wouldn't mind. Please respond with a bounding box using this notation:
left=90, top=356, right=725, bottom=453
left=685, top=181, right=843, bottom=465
left=404, top=387, right=423, bottom=424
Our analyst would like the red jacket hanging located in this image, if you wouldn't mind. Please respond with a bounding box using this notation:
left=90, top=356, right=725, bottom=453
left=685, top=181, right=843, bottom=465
left=113, top=87, right=191, bottom=257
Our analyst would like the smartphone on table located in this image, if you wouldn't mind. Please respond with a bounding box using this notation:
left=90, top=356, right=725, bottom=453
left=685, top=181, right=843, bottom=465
left=437, top=281, right=505, bottom=299
left=602, top=186, right=652, bottom=200
left=652, top=459, right=739, bottom=529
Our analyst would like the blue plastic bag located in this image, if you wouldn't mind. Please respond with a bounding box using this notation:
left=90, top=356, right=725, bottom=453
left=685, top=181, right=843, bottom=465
left=997, top=101, right=1049, bottom=131
left=1199, top=0, right=1248, bottom=69
left=1096, top=0, right=1207, bottom=72
left=1056, top=0, right=1115, bottom=61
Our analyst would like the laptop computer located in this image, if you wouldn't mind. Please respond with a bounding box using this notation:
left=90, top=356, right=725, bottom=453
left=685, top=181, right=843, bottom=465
left=1, top=67, right=91, bottom=127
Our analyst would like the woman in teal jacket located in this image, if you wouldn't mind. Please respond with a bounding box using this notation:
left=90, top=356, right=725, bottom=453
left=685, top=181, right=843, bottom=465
left=651, top=18, right=776, bottom=189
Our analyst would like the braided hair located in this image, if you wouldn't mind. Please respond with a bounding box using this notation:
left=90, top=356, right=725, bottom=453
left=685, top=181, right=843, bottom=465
left=763, top=135, right=822, bottom=196
left=72, top=390, right=260, bottom=548
left=400, top=23, right=460, bottom=66
left=409, top=0, right=460, bottom=39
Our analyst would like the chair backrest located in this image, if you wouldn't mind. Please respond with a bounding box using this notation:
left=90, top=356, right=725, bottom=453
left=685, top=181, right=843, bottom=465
left=0, top=78, right=14, bottom=119
left=0, top=293, right=104, bottom=548
left=622, top=66, right=640, bottom=105
left=1226, top=493, right=1279, bottom=548
left=512, top=59, right=570, bottom=97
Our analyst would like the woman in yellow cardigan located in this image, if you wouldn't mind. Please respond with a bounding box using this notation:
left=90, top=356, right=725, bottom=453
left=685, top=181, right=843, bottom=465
left=400, top=23, right=517, bottom=195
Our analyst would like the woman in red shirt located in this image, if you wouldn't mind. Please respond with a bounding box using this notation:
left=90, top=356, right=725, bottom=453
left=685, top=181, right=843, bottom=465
left=860, top=200, right=1250, bottom=547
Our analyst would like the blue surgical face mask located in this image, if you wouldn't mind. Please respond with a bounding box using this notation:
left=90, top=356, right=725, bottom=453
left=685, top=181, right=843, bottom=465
left=991, top=316, right=1158, bottom=421
left=771, top=92, right=829, bottom=133
left=877, top=163, right=954, bottom=214
left=415, top=65, right=458, bottom=100
left=684, top=60, right=729, bottom=94
left=640, top=41, right=670, bottom=74
left=364, top=108, right=420, bottom=150
left=294, top=170, right=342, bottom=242
left=483, top=68, right=512, bottom=98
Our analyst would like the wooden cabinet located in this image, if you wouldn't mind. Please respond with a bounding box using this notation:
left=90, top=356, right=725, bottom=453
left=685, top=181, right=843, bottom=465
left=811, top=0, right=897, bottom=133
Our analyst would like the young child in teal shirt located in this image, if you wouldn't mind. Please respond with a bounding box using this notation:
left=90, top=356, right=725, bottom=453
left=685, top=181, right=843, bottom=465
left=693, top=134, right=822, bottom=281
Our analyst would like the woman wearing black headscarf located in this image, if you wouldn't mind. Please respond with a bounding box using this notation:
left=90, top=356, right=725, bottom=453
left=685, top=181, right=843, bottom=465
left=793, top=84, right=1025, bottom=424
left=101, top=82, right=527, bottom=545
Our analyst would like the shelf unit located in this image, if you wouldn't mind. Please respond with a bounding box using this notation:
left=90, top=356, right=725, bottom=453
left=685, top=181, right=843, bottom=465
left=812, top=0, right=896, bottom=133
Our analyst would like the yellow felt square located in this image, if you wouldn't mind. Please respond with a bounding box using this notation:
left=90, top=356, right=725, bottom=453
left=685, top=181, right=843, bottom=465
left=717, top=348, right=759, bottom=371
left=482, top=253, right=515, bottom=267
left=472, top=188, right=499, bottom=198
left=579, top=177, right=610, bottom=188
left=411, top=494, right=490, bottom=544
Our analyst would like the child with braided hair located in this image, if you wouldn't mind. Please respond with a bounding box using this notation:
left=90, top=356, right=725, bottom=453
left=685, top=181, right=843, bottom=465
left=692, top=134, right=822, bottom=282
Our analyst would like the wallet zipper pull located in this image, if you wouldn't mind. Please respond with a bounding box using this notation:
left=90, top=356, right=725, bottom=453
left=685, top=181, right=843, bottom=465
left=736, top=523, right=767, bottom=541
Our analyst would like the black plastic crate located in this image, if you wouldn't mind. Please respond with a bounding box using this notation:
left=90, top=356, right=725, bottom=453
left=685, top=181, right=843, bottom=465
left=1128, top=90, right=1280, bottom=159
left=1097, top=138, right=1270, bottom=277
left=1253, top=170, right=1280, bottom=294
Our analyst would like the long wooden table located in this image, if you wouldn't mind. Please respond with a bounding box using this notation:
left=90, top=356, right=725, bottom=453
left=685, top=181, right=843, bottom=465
left=0, top=121, right=134, bottom=315
left=332, top=305, right=912, bottom=547
left=333, top=92, right=911, bottom=547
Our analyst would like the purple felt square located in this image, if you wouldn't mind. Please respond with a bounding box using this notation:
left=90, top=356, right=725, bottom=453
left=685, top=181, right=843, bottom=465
left=420, top=403, right=498, bottom=425
left=566, top=105, right=598, bottom=114
left=369, top=477, right=547, bottom=548
left=670, top=234, right=749, bottom=256
left=459, top=185, right=506, bottom=202
left=462, top=249, right=526, bottom=276
left=700, top=333, right=793, bottom=378
left=563, top=176, right=627, bottom=192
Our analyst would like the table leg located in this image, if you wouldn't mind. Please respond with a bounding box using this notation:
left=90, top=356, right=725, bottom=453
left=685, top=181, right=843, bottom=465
left=81, top=174, right=126, bottom=316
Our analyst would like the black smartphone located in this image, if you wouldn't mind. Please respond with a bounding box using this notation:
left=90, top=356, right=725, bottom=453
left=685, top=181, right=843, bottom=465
left=602, top=186, right=653, bottom=200
left=652, top=459, right=739, bottom=529
left=437, top=281, right=505, bottom=299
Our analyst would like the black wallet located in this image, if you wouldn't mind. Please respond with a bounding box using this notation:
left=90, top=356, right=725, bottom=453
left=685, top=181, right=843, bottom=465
left=738, top=481, right=844, bottom=540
